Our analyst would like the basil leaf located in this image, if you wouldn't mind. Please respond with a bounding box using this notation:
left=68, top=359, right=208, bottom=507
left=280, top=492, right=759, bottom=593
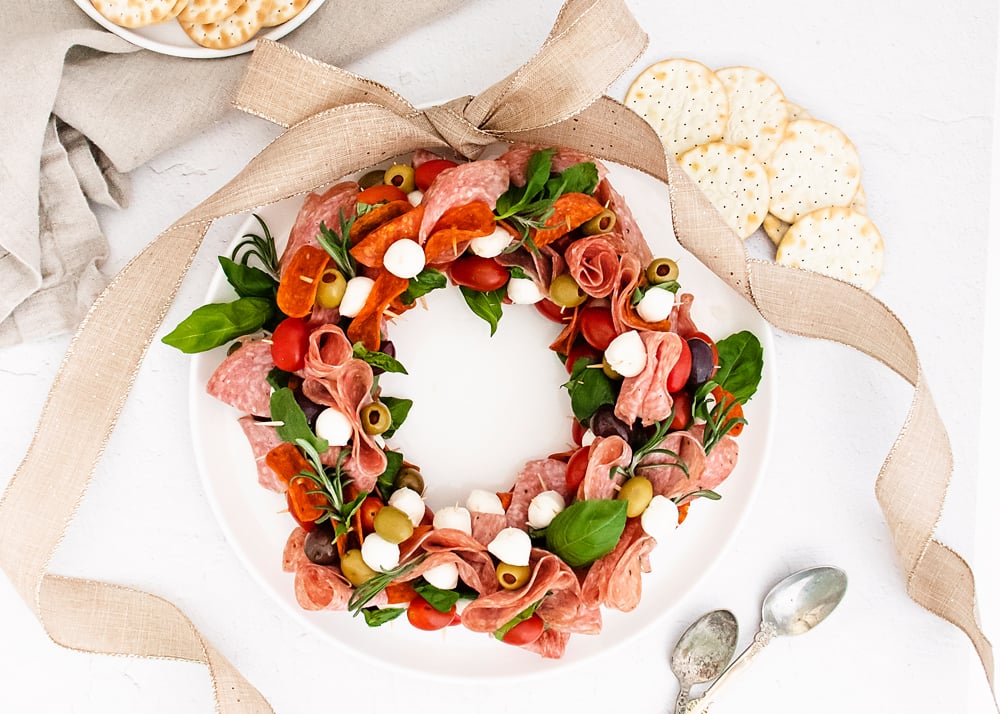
left=523, top=148, right=556, bottom=203
left=557, top=162, right=599, bottom=195
left=545, top=499, right=627, bottom=567
left=361, top=607, right=405, bottom=627
left=401, top=268, right=447, bottom=306
left=270, top=388, right=329, bottom=453
left=265, top=367, right=293, bottom=391
left=508, top=266, right=531, bottom=281
left=353, top=342, right=408, bottom=374
left=459, top=286, right=504, bottom=336
left=161, top=297, right=273, bottom=354
left=218, top=256, right=278, bottom=298
left=380, top=396, right=413, bottom=439
left=376, top=450, right=404, bottom=497
left=414, top=582, right=461, bottom=613
left=493, top=600, right=543, bottom=641
left=563, top=358, right=617, bottom=422
left=714, top=331, right=763, bottom=404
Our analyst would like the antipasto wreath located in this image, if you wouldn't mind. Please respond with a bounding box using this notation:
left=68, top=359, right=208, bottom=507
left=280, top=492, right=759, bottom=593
left=165, top=145, right=763, bottom=658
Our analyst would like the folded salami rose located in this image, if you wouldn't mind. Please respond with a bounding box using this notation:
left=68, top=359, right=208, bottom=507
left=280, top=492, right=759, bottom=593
left=580, top=520, right=654, bottom=612
left=505, top=459, right=570, bottom=530
left=418, top=160, right=509, bottom=242
left=237, top=416, right=284, bottom=493
left=565, top=233, right=625, bottom=298
left=615, top=330, right=683, bottom=426
left=578, top=435, right=630, bottom=501
left=610, top=254, right=672, bottom=334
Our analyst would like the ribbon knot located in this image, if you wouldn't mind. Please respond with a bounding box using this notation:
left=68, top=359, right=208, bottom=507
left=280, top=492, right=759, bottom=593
left=419, top=97, right=497, bottom=159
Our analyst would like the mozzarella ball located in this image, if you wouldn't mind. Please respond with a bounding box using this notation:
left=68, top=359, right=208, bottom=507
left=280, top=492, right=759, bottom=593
left=604, top=330, right=647, bottom=378
left=383, top=238, right=426, bottom=279
left=422, top=561, right=460, bottom=590
left=433, top=505, right=472, bottom=535
left=640, top=495, right=680, bottom=541
left=580, top=429, right=596, bottom=447
left=469, top=225, right=513, bottom=258
left=526, top=490, right=566, bottom=529
left=466, top=489, right=505, bottom=515
left=407, top=190, right=423, bottom=206
left=339, top=276, right=375, bottom=318
left=636, top=287, right=675, bottom=323
left=388, top=487, right=425, bottom=527
left=314, top=407, right=353, bottom=446
left=361, top=533, right=400, bottom=572
left=507, top=277, right=543, bottom=305
left=487, top=527, right=532, bottom=567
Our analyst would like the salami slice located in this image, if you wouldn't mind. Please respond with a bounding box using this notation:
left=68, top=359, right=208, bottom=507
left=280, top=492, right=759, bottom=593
left=520, top=628, right=570, bottom=659
left=580, top=520, right=654, bottom=612
left=471, top=511, right=508, bottom=549
left=614, top=331, right=683, bottom=426
left=687, top=424, right=739, bottom=492
left=609, top=253, right=673, bottom=334
left=280, top=181, right=359, bottom=270
left=670, top=292, right=700, bottom=339
left=497, top=144, right=609, bottom=186
left=595, top=178, right=652, bottom=265
left=404, top=527, right=499, bottom=595
left=206, top=340, right=274, bottom=417
left=418, top=160, right=509, bottom=242
left=505, top=459, right=570, bottom=530
left=578, top=436, right=630, bottom=501
left=237, top=416, right=285, bottom=493
left=283, top=527, right=309, bottom=572
left=637, top=430, right=707, bottom=500
left=565, top=233, right=625, bottom=298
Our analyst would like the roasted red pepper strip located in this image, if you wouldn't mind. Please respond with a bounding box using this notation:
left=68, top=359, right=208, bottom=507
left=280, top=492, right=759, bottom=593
left=423, top=201, right=497, bottom=265
left=276, top=245, right=330, bottom=318
left=350, top=204, right=424, bottom=269
left=346, top=270, right=409, bottom=351
left=531, top=193, right=604, bottom=248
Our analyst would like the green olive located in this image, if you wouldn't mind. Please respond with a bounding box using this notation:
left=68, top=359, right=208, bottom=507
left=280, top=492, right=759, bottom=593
left=383, top=164, right=416, bottom=194
left=360, top=402, right=391, bottom=436
left=496, top=562, right=532, bottom=590
left=549, top=273, right=587, bottom=308
left=373, top=505, right=414, bottom=544
left=340, top=548, right=377, bottom=586
left=645, top=258, right=679, bottom=285
left=617, top=476, right=654, bottom=518
left=315, top=268, right=347, bottom=309
left=394, top=467, right=425, bottom=494
left=358, top=170, right=386, bottom=189
left=602, top=356, right=622, bottom=381
left=580, top=208, right=617, bottom=236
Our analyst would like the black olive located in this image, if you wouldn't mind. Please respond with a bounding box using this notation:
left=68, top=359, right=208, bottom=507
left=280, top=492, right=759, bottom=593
left=304, top=521, right=338, bottom=565
left=589, top=404, right=631, bottom=442
left=687, top=337, right=715, bottom=388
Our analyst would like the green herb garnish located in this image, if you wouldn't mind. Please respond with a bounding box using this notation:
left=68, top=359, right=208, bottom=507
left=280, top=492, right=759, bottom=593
left=460, top=286, right=505, bottom=335
left=545, top=499, right=627, bottom=567
left=316, top=211, right=357, bottom=280
left=353, top=341, right=408, bottom=374
left=161, top=297, right=274, bottom=354
left=232, top=214, right=280, bottom=280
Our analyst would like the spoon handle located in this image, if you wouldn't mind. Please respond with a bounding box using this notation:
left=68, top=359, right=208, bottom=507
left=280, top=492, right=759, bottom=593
left=685, top=622, right=776, bottom=714
left=672, top=683, right=692, bottom=714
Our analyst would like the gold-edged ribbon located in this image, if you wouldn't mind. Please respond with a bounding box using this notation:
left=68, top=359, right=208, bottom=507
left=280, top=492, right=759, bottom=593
left=0, top=0, right=993, bottom=710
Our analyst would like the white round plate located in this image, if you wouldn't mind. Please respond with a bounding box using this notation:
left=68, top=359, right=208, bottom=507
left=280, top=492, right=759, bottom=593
left=188, top=153, right=776, bottom=679
left=72, top=0, right=326, bottom=59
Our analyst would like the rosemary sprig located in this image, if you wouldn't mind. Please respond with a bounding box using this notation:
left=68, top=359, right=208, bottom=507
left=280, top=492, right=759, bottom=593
left=612, top=413, right=690, bottom=481
left=348, top=554, right=427, bottom=614
left=295, top=440, right=367, bottom=537
left=232, top=214, right=280, bottom=280
left=315, top=210, right=357, bottom=280
left=701, top=394, right=747, bottom=455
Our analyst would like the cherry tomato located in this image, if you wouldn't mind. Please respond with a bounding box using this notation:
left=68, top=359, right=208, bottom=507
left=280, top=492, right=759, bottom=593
left=565, top=445, right=591, bottom=492
left=449, top=256, right=509, bottom=292
left=407, top=595, right=457, bottom=631
left=669, top=390, right=692, bottom=431
left=578, top=306, right=617, bottom=351
left=666, top=338, right=692, bottom=393
left=565, top=340, right=600, bottom=374
left=711, top=386, right=745, bottom=437
left=271, top=317, right=310, bottom=372
left=356, top=183, right=409, bottom=205
left=571, top=419, right=585, bottom=446
left=357, top=494, right=384, bottom=534
left=501, top=614, right=545, bottom=646
left=534, top=298, right=573, bottom=324
left=414, top=159, right=459, bottom=191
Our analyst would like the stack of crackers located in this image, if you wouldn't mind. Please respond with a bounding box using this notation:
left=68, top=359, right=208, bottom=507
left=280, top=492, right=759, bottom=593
left=90, top=0, right=311, bottom=50
left=626, top=59, right=883, bottom=291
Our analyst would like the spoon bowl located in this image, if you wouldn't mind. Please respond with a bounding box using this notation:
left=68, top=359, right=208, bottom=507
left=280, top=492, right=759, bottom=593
left=762, top=565, right=848, bottom=637
left=669, top=609, right=739, bottom=714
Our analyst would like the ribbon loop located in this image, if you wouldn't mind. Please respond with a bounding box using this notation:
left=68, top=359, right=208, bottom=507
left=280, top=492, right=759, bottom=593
left=420, top=98, right=497, bottom=159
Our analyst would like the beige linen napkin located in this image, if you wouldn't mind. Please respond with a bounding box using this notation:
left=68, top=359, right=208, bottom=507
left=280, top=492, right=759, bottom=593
left=0, top=0, right=467, bottom=347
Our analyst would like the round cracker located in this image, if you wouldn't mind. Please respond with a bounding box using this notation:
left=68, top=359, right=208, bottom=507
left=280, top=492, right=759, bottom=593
left=775, top=206, right=883, bottom=290
left=262, top=0, right=308, bottom=27
left=766, top=118, right=861, bottom=223
left=762, top=213, right=790, bottom=246
left=625, top=58, right=729, bottom=159
left=177, top=0, right=243, bottom=24
left=786, top=101, right=811, bottom=121
left=716, top=66, right=789, bottom=163
left=678, top=141, right=770, bottom=239
left=180, top=0, right=271, bottom=49
left=851, top=184, right=867, bottom=214
left=90, top=0, right=179, bottom=27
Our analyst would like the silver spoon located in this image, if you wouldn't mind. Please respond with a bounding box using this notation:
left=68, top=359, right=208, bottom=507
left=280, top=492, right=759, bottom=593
left=686, top=566, right=848, bottom=714
left=669, top=609, right=739, bottom=714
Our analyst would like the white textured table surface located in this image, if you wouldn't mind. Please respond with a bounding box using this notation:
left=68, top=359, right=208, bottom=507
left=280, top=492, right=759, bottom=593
left=2, top=1, right=998, bottom=712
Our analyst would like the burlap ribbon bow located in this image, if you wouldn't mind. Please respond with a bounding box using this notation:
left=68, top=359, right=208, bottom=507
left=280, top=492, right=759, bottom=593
left=0, top=0, right=993, bottom=710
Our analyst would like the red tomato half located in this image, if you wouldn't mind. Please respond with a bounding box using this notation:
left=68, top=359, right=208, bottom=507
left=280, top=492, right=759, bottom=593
left=535, top=298, right=573, bottom=324
left=502, top=614, right=545, bottom=646
left=449, top=256, right=509, bottom=292
left=578, top=306, right=617, bottom=351
left=565, top=340, right=600, bottom=374
left=407, top=595, right=457, bottom=631
left=666, top=338, right=692, bottom=392
left=669, top=390, right=692, bottom=431
left=356, top=183, right=409, bottom=205
left=565, top=445, right=591, bottom=492
left=414, top=159, right=459, bottom=191
left=571, top=419, right=585, bottom=446
left=271, top=317, right=310, bottom=372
